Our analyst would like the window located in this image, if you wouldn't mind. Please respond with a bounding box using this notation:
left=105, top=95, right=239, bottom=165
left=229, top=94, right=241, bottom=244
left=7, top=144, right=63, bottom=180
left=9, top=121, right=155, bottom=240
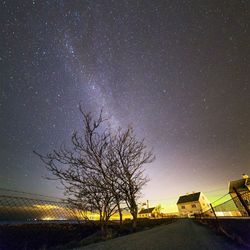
left=181, top=205, right=185, bottom=209
left=191, top=204, right=196, bottom=208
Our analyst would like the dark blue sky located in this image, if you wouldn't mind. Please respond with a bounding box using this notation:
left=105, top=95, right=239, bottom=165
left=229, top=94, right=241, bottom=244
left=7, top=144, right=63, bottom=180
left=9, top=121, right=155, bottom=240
left=1, top=0, right=250, bottom=201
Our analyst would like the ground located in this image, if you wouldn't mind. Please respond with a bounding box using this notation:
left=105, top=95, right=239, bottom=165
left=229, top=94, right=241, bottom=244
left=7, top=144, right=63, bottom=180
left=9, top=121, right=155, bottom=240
left=76, top=219, right=247, bottom=250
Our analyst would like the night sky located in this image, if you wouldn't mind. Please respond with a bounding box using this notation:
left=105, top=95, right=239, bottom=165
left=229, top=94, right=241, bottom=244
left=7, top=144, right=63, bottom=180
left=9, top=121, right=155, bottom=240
left=1, top=1, right=250, bottom=204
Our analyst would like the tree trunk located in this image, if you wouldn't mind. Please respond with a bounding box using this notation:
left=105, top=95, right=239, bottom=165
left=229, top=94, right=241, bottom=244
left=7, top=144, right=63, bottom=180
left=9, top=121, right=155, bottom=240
left=132, top=212, right=137, bottom=231
left=99, top=211, right=102, bottom=224
left=100, top=221, right=105, bottom=236
left=131, top=204, right=138, bottom=231
left=99, top=212, right=106, bottom=238
left=100, top=219, right=108, bottom=239
left=117, top=202, right=123, bottom=226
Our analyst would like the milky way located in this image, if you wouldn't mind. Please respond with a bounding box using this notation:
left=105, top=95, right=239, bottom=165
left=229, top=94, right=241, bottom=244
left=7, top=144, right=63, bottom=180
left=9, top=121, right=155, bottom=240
left=1, top=1, right=250, bottom=203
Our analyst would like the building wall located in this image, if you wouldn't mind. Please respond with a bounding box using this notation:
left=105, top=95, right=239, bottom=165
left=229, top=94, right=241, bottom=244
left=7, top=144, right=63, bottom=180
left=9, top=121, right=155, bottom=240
left=198, top=193, right=210, bottom=212
left=138, top=213, right=149, bottom=218
left=177, top=193, right=210, bottom=217
left=177, top=201, right=202, bottom=217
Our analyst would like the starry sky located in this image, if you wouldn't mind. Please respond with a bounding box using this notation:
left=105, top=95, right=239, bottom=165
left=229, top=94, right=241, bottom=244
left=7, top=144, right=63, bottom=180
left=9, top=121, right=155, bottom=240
left=1, top=0, right=250, bottom=204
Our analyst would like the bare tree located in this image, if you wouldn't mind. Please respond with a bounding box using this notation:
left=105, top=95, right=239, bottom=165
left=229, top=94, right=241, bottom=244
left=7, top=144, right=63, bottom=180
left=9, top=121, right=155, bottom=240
left=64, top=172, right=118, bottom=233
left=34, top=107, right=118, bottom=236
left=35, top=106, right=154, bottom=233
left=112, top=127, right=155, bottom=230
left=154, top=204, right=162, bottom=218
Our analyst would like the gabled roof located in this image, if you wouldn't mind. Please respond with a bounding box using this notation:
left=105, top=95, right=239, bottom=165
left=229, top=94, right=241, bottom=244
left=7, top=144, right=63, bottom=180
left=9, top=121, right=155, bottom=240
left=229, top=178, right=249, bottom=193
left=138, top=207, right=155, bottom=214
left=177, top=192, right=201, bottom=204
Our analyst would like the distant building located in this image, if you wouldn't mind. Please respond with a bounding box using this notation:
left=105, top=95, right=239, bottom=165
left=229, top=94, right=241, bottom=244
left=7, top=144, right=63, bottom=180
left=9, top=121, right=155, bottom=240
left=177, top=192, right=210, bottom=217
left=161, top=212, right=179, bottom=218
left=229, top=174, right=250, bottom=216
left=138, top=207, right=156, bottom=218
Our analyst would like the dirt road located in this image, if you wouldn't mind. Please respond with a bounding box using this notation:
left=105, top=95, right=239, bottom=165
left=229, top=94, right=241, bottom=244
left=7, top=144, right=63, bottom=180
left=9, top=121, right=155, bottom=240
left=78, top=219, right=247, bottom=250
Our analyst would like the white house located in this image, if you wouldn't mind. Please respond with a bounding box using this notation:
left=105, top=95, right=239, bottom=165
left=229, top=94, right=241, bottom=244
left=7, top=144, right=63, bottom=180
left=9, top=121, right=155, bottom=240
left=138, top=207, right=156, bottom=218
left=177, top=192, right=210, bottom=217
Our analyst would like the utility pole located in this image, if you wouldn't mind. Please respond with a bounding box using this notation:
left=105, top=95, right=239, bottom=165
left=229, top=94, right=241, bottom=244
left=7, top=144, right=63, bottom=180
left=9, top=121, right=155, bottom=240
left=210, top=203, right=220, bottom=229
left=147, top=200, right=149, bottom=218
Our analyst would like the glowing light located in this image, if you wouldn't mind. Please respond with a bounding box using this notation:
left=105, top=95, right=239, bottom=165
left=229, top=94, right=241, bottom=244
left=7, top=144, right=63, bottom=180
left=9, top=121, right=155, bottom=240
left=41, top=216, right=56, bottom=221
left=33, top=204, right=61, bottom=210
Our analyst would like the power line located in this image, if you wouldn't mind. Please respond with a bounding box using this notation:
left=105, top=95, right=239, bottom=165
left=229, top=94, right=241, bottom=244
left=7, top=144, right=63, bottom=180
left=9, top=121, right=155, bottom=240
left=0, top=187, right=64, bottom=200
left=142, top=188, right=229, bottom=204
left=0, top=186, right=229, bottom=204
left=203, top=187, right=228, bottom=194
left=210, top=193, right=230, bottom=204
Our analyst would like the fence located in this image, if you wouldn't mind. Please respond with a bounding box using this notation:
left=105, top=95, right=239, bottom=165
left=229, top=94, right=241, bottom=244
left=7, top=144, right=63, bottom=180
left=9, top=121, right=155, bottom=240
left=195, top=191, right=250, bottom=248
left=0, top=188, right=99, bottom=250
left=1, top=187, right=249, bottom=249
left=198, top=191, right=250, bottom=218
left=0, top=188, right=178, bottom=249
left=0, top=188, right=87, bottom=223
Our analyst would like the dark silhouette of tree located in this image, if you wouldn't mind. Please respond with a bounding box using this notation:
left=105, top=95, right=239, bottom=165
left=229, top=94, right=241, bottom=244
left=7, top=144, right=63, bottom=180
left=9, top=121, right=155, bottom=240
left=111, top=127, right=155, bottom=230
left=34, top=108, right=117, bottom=235
left=34, top=106, right=154, bottom=233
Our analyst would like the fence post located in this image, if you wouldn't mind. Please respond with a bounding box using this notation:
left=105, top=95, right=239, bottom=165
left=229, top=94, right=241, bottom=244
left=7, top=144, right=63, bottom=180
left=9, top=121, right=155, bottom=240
left=209, top=203, right=217, bottom=219
left=210, top=203, right=219, bottom=229
left=233, top=187, right=250, bottom=216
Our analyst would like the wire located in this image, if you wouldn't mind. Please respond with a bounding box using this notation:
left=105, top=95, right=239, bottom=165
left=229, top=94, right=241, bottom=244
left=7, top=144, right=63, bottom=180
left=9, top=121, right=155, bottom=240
left=144, top=189, right=228, bottom=202
left=210, top=193, right=230, bottom=204
left=0, top=187, right=64, bottom=200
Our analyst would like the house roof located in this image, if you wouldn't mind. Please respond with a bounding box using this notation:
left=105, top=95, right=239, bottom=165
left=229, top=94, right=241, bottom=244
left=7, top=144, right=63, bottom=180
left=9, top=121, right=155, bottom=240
left=138, top=207, right=155, bottom=214
left=177, top=192, right=201, bottom=204
left=229, top=178, right=249, bottom=193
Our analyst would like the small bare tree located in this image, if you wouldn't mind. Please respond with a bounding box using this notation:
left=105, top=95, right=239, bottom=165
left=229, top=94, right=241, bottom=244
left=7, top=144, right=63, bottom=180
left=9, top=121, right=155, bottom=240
left=154, top=204, right=162, bottom=218
left=112, top=127, right=155, bottom=230
left=34, top=107, right=118, bottom=236
left=64, top=172, right=118, bottom=233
